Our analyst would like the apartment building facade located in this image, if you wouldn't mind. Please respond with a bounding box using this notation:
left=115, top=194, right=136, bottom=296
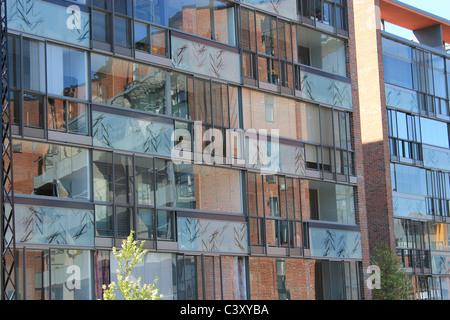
left=1, top=0, right=370, bottom=300
left=355, top=0, right=450, bottom=300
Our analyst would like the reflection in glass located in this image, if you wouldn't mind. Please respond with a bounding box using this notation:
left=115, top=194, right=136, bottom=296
left=50, top=249, right=93, bottom=300
left=13, top=140, right=91, bottom=200
left=48, top=98, right=66, bottom=132
left=8, top=0, right=90, bottom=47
left=91, top=54, right=192, bottom=119
left=95, top=205, right=114, bottom=237
left=19, top=249, right=50, bottom=300
left=23, top=38, right=46, bottom=92
left=297, top=25, right=346, bottom=76
left=92, top=112, right=175, bottom=156
left=136, top=156, right=154, bottom=206
left=23, top=93, right=45, bottom=128
left=115, top=16, right=131, bottom=48
left=47, top=44, right=88, bottom=100
left=137, top=208, right=154, bottom=239
left=93, top=10, right=111, bottom=43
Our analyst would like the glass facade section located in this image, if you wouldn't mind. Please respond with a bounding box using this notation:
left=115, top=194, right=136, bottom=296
left=309, top=228, right=362, bottom=259
left=6, top=0, right=363, bottom=301
left=15, top=205, right=94, bottom=246
left=296, top=25, right=347, bottom=77
left=178, top=218, right=248, bottom=253
left=12, top=140, right=90, bottom=200
left=92, top=111, right=176, bottom=157
left=171, top=36, right=241, bottom=83
left=7, top=0, right=90, bottom=47
left=297, top=70, right=352, bottom=109
left=91, top=53, right=192, bottom=119
left=303, top=180, right=356, bottom=224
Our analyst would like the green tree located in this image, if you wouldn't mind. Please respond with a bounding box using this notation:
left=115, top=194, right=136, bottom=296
left=370, top=242, right=411, bottom=300
left=102, top=231, right=163, bottom=300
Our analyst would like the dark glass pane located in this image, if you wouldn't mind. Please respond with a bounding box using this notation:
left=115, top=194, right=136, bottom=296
left=135, top=156, right=154, bottom=206
left=114, top=154, right=134, bottom=204
left=93, top=11, right=111, bottom=43
left=93, top=151, right=113, bottom=203
left=96, top=205, right=114, bottom=237
left=114, top=16, right=131, bottom=48
left=137, top=208, right=155, bottom=239
left=135, top=22, right=150, bottom=52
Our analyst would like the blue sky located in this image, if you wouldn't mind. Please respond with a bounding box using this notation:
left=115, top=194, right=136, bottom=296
left=399, top=0, right=450, bottom=20
left=385, top=0, right=450, bottom=40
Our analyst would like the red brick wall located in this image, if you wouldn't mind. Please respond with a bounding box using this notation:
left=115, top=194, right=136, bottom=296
left=347, top=0, right=380, bottom=300
left=249, top=257, right=316, bottom=300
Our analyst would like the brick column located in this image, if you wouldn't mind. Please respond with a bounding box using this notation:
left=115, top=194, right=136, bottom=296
left=351, top=0, right=397, bottom=296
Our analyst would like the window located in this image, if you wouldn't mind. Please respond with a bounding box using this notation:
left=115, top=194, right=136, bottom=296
left=134, top=22, right=168, bottom=57
left=247, top=173, right=302, bottom=249
left=242, top=88, right=306, bottom=141
left=194, top=165, right=243, bottom=214
left=303, top=180, right=355, bottom=224
left=299, top=0, right=348, bottom=31
left=50, top=249, right=93, bottom=300
left=296, top=25, right=347, bottom=77
left=47, top=44, right=88, bottom=100
left=168, top=0, right=236, bottom=46
left=420, top=118, right=449, bottom=149
left=92, top=10, right=111, bottom=43
left=135, top=0, right=168, bottom=25
left=387, top=109, right=422, bottom=161
left=48, top=98, right=89, bottom=136
left=12, top=140, right=91, bottom=200
left=155, top=160, right=196, bottom=209
left=391, top=163, right=427, bottom=196
left=91, top=53, right=192, bottom=119
left=17, top=248, right=94, bottom=300
left=241, top=8, right=257, bottom=80
left=256, top=13, right=277, bottom=57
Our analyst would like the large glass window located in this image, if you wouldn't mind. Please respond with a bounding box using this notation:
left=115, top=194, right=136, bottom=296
left=22, top=39, right=46, bottom=92
left=7, top=0, right=90, bottom=47
left=48, top=98, right=89, bottom=136
left=420, top=118, right=449, bottom=149
left=91, top=54, right=192, bottom=119
left=382, top=38, right=414, bottom=89
left=47, top=44, right=88, bottom=100
left=135, top=0, right=168, bottom=25
left=12, top=140, right=91, bottom=200
left=50, top=249, right=93, bottom=300
left=167, top=0, right=236, bottom=46
left=391, top=163, right=427, bottom=196
left=303, top=180, right=355, bottom=224
left=242, top=88, right=305, bottom=141
left=296, top=25, right=347, bottom=77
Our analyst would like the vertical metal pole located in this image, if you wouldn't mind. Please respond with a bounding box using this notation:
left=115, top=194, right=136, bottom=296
left=1, top=0, right=17, bottom=301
